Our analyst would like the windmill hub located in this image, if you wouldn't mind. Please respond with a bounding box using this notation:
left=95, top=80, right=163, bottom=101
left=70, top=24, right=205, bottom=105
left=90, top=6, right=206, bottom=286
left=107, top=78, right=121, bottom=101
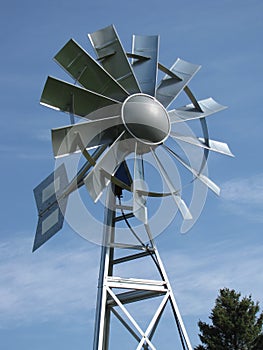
left=121, top=93, right=170, bottom=146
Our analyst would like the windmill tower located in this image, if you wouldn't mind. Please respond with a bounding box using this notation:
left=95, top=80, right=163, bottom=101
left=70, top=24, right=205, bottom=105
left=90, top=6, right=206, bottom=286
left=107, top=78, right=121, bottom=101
left=33, top=25, right=233, bottom=349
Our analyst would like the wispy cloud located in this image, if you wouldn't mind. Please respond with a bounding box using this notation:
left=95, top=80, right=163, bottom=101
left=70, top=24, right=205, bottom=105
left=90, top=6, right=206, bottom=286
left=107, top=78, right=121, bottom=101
left=221, top=174, right=263, bottom=203
left=0, top=234, right=99, bottom=329
left=220, top=174, right=263, bottom=222
left=33, top=129, right=51, bottom=142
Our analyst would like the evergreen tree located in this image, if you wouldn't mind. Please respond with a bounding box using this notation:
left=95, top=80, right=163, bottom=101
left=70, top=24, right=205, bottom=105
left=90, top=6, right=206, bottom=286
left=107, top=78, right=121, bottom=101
left=195, top=288, right=263, bottom=350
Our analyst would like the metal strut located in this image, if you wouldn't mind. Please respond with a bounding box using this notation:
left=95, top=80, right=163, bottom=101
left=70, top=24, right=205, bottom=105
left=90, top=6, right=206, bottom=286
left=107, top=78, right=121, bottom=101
left=93, top=186, right=193, bottom=350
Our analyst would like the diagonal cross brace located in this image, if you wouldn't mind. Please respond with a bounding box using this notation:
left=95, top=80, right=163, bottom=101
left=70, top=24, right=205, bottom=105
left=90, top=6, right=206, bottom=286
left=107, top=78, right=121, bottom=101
left=106, top=287, right=157, bottom=350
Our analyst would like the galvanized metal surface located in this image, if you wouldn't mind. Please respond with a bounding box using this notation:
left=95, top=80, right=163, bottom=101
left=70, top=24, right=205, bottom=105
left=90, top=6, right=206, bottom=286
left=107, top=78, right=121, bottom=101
left=54, top=39, right=129, bottom=102
left=92, top=188, right=193, bottom=349
left=164, top=144, right=220, bottom=196
left=84, top=131, right=129, bottom=202
left=89, top=25, right=140, bottom=94
left=121, top=93, right=170, bottom=145
left=51, top=115, right=123, bottom=157
left=168, top=97, right=227, bottom=123
left=170, top=131, right=234, bottom=157
left=156, top=59, right=201, bottom=108
left=133, top=142, right=147, bottom=224
left=131, top=35, right=159, bottom=96
left=40, top=76, right=120, bottom=118
left=151, top=149, right=192, bottom=220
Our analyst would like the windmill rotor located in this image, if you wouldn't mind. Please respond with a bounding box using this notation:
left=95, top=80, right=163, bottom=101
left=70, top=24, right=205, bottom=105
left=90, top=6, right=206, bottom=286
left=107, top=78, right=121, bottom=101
left=33, top=24, right=233, bottom=251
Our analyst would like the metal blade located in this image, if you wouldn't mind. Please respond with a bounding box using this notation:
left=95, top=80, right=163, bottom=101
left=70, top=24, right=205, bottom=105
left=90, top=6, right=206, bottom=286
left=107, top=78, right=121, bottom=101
left=164, top=145, right=220, bottom=195
left=170, top=131, right=234, bottom=157
left=131, top=35, right=159, bottom=96
left=156, top=59, right=201, bottom=108
left=88, top=24, right=140, bottom=94
left=84, top=131, right=132, bottom=202
left=33, top=164, right=69, bottom=251
left=40, top=76, right=120, bottom=118
left=54, top=39, right=129, bottom=102
left=133, top=142, right=148, bottom=224
left=168, top=97, right=227, bottom=123
left=151, top=149, right=192, bottom=220
left=84, top=103, right=122, bottom=120
left=52, top=115, right=123, bottom=158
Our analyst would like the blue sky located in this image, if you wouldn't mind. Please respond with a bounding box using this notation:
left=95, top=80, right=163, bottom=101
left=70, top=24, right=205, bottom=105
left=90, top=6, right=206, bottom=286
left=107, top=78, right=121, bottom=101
left=1, top=0, right=263, bottom=348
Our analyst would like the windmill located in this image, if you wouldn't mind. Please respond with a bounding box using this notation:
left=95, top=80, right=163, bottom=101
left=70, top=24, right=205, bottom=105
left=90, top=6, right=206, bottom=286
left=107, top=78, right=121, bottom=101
left=33, top=25, right=233, bottom=349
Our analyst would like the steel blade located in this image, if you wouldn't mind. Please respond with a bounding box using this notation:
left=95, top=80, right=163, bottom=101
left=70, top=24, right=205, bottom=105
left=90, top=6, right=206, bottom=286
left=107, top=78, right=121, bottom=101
left=88, top=24, right=140, bottom=94
left=52, top=115, right=123, bottom=158
left=40, top=76, right=120, bottom=118
left=84, top=103, right=122, bottom=120
left=84, top=131, right=133, bottom=202
left=164, top=145, right=220, bottom=195
left=199, top=138, right=234, bottom=157
left=54, top=39, right=129, bottom=102
left=133, top=142, right=148, bottom=224
left=156, top=59, right=201, bottom=108
left=131, top=35, right=159, bottom=96
left=151, top=149, right=192, bottom=220
left=170, top=132, right=234, bottom=157
left=168, top=97, right=227, bottom=123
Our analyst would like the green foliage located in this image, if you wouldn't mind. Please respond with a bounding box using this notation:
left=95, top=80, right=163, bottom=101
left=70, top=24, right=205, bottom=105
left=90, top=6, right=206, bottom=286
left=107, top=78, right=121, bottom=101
left=195, top=288, right=263, bottom=350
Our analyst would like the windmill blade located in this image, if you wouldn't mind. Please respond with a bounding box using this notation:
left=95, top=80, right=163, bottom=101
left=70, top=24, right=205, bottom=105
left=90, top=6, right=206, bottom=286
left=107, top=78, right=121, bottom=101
left=156, top=59, right=201, bottom=108
left=84, top=103, right=122, bottom=120
left=151, top=149, right=192, bottom=220
left=199, top=138, right=234, bottom=157
left=168, top=97, right=227, bottom=123
left=52, top=115, right=123, bottom=158
left=54, top=39, right=129, bottom=102
left=88, top=24, right=140, bottom=94
left=33, top=164, right=69, bottom=251
left=40, top=76, right=120, bottom=119
left=84, top=131, right=132, bottom=202
left=170, top=131, right=234, bottom=157
left=164, top=145, right=220, bottom=195
left=133, top=142, right=148, bottom=224
left=131, top=35, right=159, bottom=96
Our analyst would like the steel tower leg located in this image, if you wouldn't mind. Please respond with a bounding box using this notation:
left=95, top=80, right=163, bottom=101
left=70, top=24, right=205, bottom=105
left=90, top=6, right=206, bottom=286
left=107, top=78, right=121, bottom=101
left=93, top=187, right=116, bottom=350
left=93, top=187, right=193, bottom=350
